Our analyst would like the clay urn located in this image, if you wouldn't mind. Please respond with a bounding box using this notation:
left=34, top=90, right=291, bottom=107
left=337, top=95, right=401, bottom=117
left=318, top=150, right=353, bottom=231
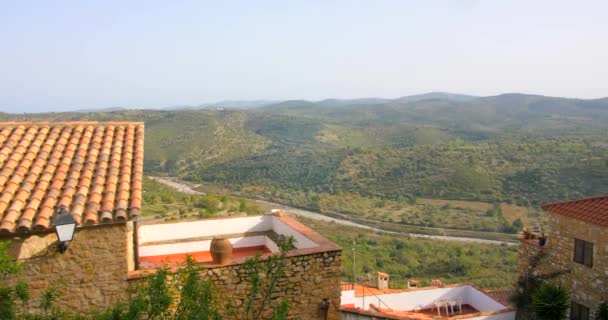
left=210, top=237, right=233, bottom=265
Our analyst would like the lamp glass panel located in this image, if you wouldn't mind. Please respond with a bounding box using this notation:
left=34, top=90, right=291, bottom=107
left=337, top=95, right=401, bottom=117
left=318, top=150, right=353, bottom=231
left=56, top=223, right=76, bottom=242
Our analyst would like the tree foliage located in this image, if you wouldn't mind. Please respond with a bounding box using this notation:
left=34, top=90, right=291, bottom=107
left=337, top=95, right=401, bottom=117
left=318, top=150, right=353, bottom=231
left=510, top=251, right=570, bottom=320
left=531, top=283, right=569, bottom=320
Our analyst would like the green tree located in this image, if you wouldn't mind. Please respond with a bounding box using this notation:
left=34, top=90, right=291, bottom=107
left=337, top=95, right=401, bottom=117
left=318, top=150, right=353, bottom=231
left=174, top=257, right=222, bottom=320
left=511, top=251, right=570, bottom=320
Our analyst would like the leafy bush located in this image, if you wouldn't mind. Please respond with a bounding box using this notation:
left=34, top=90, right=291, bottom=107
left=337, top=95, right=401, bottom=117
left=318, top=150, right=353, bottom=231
left=531, top=283, right=569, bottom=320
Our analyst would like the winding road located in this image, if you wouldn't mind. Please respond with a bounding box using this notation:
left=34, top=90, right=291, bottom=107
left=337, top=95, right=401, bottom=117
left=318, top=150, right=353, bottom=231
left=150, top=176, right=517, bottom=246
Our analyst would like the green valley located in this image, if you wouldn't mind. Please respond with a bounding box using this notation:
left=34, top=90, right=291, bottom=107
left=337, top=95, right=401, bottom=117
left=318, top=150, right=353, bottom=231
left=4, top=93, right=608, bottom=237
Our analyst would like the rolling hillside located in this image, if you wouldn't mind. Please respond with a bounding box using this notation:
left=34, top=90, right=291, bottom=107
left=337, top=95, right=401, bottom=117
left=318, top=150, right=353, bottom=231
left=3, top=93, right=608, bottom=233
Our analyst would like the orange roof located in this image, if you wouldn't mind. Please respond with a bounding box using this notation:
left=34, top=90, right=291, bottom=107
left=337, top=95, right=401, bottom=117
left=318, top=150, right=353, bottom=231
left=369, top=304, right=433, bottom=320
left=378, top=271, right=390, bottom=277
left=341, top=283, right=355, bottom=291
left=542, top=195, right=608, bottom=227
left=0, top=122, right=144, bottom=234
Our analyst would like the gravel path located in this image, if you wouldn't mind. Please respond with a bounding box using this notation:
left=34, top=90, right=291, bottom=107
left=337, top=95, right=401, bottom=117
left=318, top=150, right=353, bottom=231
left=149, top=176, right=205, bottom=195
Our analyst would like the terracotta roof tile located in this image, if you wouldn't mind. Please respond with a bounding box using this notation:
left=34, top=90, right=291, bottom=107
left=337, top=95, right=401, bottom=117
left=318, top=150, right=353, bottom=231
left=542, top=195, right=608, bottom=228
left=0, top=122, right=144, bottom=234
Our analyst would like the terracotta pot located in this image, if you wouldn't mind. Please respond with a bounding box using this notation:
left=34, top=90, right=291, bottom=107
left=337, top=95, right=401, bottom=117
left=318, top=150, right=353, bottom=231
left=210, top=237, right=233, bottom=265
left=523, top=231, right=531, bottom=240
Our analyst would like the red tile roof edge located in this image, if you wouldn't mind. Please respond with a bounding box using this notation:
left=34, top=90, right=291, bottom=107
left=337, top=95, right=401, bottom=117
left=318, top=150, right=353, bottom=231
left=0, top=220, right=130, bottom=240
left=541, top=194, right=608, bottom=209
left=273, top=212, right=342, bottom=252
left=541, top=194, right=608, bottom=227
left=340, top=306, right=414, bottom=320
left=448, top=308, right=515, bottom=320
left=0, top=121, right=145, bottom=125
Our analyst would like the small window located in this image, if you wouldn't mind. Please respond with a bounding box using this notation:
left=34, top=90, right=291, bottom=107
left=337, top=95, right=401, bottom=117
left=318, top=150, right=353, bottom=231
left=573, top=239, right=593, bottom=267
left=571, top=302, right=590, bottom=320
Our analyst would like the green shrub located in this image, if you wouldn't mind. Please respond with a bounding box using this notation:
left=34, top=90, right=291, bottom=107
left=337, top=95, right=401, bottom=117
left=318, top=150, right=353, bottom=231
left=531, top=283, right=569, bottom=320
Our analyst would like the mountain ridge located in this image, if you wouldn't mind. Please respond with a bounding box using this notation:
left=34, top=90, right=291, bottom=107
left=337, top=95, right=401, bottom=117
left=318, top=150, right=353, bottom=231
left=16, top=92, right=607, bottom=114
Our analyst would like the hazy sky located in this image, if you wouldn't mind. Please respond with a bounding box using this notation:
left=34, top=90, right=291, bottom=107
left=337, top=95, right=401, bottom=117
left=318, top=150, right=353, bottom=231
left=1, top=0, right=607, bottom=113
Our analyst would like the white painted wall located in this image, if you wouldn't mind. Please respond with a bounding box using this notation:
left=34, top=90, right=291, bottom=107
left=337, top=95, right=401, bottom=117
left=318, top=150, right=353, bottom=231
left=138, top=216, right=272, bottom=243
left=139, top=235, right=279, bottom=257
left=341, top=290, right=356, bottom=306
left=138, top=215, right=321, bottom=257
left=139, top=239, right=212, bottom=257
left=351, top=285, right=506, bottom=312
left=466, top=286, right=507, bottom=311
left=353, top=286, right=467, bottom=310
left=265, top=237, right=280, bottom=253
left=272, top=218, right=317, bottom=249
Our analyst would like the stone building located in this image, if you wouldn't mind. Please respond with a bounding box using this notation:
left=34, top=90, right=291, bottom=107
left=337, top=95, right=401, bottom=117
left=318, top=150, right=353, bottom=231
left=0, top=122, right=342, bottom=319
left=518, top=195, right=608, bottom=319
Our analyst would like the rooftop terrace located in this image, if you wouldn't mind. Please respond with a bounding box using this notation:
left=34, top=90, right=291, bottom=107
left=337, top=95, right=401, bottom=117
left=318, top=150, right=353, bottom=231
left=341, top=283, right=514, bottom=320
left=136, top=212, right=341, bottom=270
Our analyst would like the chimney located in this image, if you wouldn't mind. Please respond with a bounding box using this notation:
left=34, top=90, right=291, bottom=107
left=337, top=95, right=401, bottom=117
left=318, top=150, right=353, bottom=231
left=408, top=279, right=419, bottom=288
left=377, top=272, right=389, bottom=290
left=271, top=209, right=285, bottom=217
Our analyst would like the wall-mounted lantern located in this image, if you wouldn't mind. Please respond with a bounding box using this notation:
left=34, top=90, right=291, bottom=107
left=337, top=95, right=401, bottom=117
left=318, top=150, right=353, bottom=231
left=52, top=207, right=77, bottom=253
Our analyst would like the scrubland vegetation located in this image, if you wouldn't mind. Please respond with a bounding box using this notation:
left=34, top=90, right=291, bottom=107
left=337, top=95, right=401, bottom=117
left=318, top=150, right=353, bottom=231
left=4, top=94, right=607, bottom=242
left=300, top=217, right=517, bottom=289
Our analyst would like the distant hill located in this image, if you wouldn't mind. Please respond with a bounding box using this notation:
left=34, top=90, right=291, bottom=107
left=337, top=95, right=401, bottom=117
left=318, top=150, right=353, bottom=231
left=394, top=92, right=478, bottom=103
left=72, top=106, right=131, bottom=113
left=2, top=92, right=607, bottom=209
left=316, top=97, right=391, bottom=107
left=197, top=100, right=280, bottom=110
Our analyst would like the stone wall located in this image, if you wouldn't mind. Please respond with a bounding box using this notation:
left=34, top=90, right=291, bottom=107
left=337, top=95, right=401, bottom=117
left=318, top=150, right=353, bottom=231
left=3, top=223, right=133, bottom=314
left=3, top=219, right=342, bottom=318
left=518, top=213, right=608, bottom=312
left=131, top=249, right=343, bottom=320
